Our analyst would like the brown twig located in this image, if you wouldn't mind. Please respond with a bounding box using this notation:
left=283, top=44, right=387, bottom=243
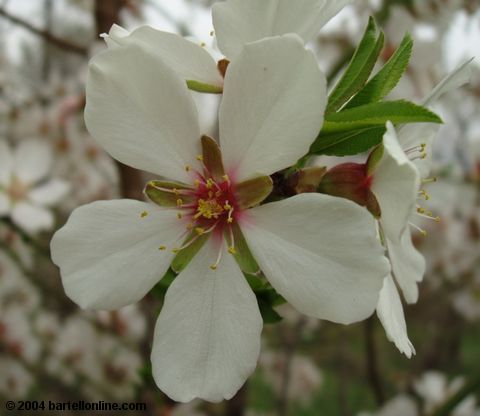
left=0, top=7, right=88, bottom=55
left=365, top=316, right=386, bottom=406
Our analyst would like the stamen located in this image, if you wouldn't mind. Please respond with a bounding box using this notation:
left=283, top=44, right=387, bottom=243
left=409, top=221, right=427, bottom=236
left=210, top=240, right=224, bottom=271
left=196, top=155, right=204, bottom=161
left=176, top=198, right=184, bottom=207
left=422, top=177, right=437, bottom=184
left=227, top=225, right=236, bottom=255
left=140, top=211, right=149, bottom=218
left=418, top=189, right=430, bottom=200
left=158, top=246, right=167, bottom=251
left=177, top=212, right=183, bottom=219
left=172, top=233, right=202, bottom=253
left=185, top=165, right=191, bottom=172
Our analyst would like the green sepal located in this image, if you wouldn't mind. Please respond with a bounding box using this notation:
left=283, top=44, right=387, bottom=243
left=201, top=135, right=225, bottom=180
left=144, top=180, right=194, bottom=207
left=245, top=273, right=286, bottom=324
left=327, top=17, right=384, bottom=113
left=186, top=80, right=223, bottom=94
left=346, top=33, right=413, bottom=108
left=170, top=232, right=209, bottom=273
left=150, top=268, right=177, bottom=300
left=229, top=223, right=260, bottom=274
left=234, top=176, right=273, bottom=210
left=367, top=144, right=385, bottom=175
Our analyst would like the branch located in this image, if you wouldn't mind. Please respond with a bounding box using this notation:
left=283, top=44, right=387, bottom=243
left=365, top=317, right=386, bottom=406
left=0, top=7, right=88, bottom=55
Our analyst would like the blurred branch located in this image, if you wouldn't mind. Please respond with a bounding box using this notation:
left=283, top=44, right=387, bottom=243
left=364, top=317, right=386, bottom=406
left=0, top=7, right=88, bottom=55
left=430, top=373, right=480, bottom=416
left=277, top=317, right=307, bottom=416
left=1, top=217, right=50, bottom=258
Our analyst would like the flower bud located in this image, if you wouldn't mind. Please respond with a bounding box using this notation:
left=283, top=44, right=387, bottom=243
left=318, top=163, right=381, bottom=218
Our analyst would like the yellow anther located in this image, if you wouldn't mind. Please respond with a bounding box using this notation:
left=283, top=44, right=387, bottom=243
left=206, top=179, right=215, bottom=189
left=176, top=198, right=183, bottom=207
left=228, top=247, right=236, bottom=255
left=200, top=42, right=206, bottom=47
left=173, top=188, right=180, bottom=196
left=420, top=230, right=427, bottom=236
left=222, top=174, right=230, bottom=182
left=196, top=154, right=204, bottom=161
left=224, top=202, right=232, bottom=210
left=186, top=222, right=194, bottom=230
left=195, top=227, right=205, bottom=235
left=210, top=264, right=218, bottom=270
left=159, top=246, right=167, bottom=251
left=434, top=216, right=441, bottom=223
left=423, top=177, right=437, bottom=184
left=177, top=212, right=183, bottom=219
left=172, top=248, right=180, bottom=254
left=185, top=165, right=191, bottom=172
left=417, top=207, right=425, bottom=214
left=140, top=211, right=149, bottom=218
left=227, top=218, right=234, bottom=224
left=421, top=153, right=427, bottom=159
left=194, top=179, right=201, bottom=188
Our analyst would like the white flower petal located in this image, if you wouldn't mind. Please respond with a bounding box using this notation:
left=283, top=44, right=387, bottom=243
left=219, top=35, right=326, bottom=182
left=212, top=0, right=353, bottom=59
left=241, top=193, right=389, bottom=325
left=422, top=59, right=473, bottom=107
left=28, top=179, right=70, bottom=207
left=0, top=140, right=13, bottom=186
left=102, top=23, right=129, bottom=48
left=0, top=193, right=11, bottom=216
left=376, top=274, right=415, bottom=358
left=14, top=140, right=53, bottom=185
left=105, top=24, right=223, bottom=88
left=371, top=123, right=420, bottom=242
left=398, top=123, right=439, bottom=178
left=11, top=202, right=54, bottom=234
left=152, top=239, right=262, bottom=402
left=387, top=229, right=425, bottom=304
left=85, top=44, right=201, bottom=183
left=51, top=200, right=184, bottom=310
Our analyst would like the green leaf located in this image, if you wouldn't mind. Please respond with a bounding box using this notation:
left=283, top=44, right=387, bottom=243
left=312, top=126, right=386, bottom=156
left=320, top=100, right=442, bottom=135
left=186, top=80, right=223, bottom=94
left=327, top=17, right=384, bottom=113
left=346, top=33, right=413, bottom=108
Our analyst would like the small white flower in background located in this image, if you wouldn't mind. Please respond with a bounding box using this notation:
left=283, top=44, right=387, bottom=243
left=0, top=139, right=70, bottom=234
left=357, top=394, right=419, bottom=416
left=414, top=371, right=480, bottom=416
left=0, top=358, right=33, bottom=399
left=260, top=350, right=323, bottom=405
left=51, top=33, right=390, bottom=401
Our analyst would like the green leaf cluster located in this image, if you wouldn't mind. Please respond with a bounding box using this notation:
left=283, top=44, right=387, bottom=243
left=311, top=16, right=442, bottom=157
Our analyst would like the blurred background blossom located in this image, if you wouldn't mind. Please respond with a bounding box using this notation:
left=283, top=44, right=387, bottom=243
left=0, top=0, right=479, bottom=415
